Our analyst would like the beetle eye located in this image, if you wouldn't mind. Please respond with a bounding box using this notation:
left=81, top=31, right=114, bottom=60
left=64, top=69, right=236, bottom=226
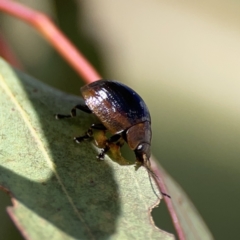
left=135, top=143, right=151, bottom=160
left=137, top=144, right=143, bottom=151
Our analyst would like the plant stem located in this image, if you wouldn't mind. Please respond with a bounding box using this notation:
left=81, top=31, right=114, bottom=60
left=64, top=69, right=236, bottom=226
left=0, top=0, right=101, bottom=83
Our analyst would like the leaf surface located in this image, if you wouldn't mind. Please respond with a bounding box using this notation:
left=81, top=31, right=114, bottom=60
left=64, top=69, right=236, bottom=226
left=0, top=58, right=174, bottom=240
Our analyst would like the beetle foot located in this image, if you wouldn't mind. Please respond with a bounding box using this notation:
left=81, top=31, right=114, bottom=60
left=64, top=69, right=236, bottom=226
left=134, top=161, right=143, bottom=171
left=97, top=144, right=110, bottom=161
left=96, top=151, right=105, bottom=160
left=55, top=114, right=71, bottom=119
left=74, top=136, right=87, bottom=143
left=74, top=129, right=93, bottom=143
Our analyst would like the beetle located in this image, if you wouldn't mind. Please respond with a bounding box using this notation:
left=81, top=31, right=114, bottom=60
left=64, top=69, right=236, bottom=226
left=55, top=79, right=152, bottom=168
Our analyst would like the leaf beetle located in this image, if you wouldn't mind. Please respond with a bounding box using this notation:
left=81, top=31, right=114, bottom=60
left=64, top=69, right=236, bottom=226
left=56, top=79, right=152, bottom=168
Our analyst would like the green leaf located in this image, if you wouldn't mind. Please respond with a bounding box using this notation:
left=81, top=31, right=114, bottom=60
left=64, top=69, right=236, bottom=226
left=0, top=58, right=174, bottom=240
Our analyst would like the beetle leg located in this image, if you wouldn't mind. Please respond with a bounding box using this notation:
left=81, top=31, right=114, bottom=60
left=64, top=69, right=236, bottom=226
left=73, top=123, right=106, bottom=147
left=55, top=103, right=92, bottom=119
left=91, top=123, right=107, bottom=130
left=74, top=123, right=107, bottom=144
left=109, top=134, right=122, bottom=142
left=97, top=145, right=110, bottom=160
left=112, top=135, right=125, bottom=149
left=74, top=104, right=92, bottom=113
left=97, top=134, right=122, bottom=160
left=74, top=128, right=93, bottom=143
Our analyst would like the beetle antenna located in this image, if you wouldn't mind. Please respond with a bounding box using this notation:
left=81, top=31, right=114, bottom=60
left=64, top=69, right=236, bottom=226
left=143, top=155, right=171, bottom=198
left=147, top=169, right=161, bottom=200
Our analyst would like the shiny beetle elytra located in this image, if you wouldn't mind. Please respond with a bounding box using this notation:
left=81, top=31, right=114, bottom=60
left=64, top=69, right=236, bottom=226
left=56, top=79, right=152, bottom=168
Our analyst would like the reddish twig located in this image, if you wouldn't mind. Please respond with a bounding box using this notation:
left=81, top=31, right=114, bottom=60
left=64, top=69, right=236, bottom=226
left=151, top=158, right=186, bottom=240
left=0, top=32, right=22, bottom=69
left=0, top=0, right=101, bottom=83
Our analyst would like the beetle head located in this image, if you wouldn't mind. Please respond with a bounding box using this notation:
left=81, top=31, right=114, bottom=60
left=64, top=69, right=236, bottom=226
left=125, top=121, right=152, bottom=166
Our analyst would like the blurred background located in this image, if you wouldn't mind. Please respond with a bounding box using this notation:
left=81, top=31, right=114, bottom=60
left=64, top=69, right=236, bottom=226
left=1, top=0, right=240, bottom=239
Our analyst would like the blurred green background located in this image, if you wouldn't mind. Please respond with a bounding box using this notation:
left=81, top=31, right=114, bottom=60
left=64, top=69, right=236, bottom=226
left=1, top=0, right=240, bottom=239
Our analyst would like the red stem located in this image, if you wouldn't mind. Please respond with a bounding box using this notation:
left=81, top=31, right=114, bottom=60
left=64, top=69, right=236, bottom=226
left=0, top=0, right=101, bottom=83
left=0, top=32, right=22, bottom=69
left=151, top=159, right=186, bottom=240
